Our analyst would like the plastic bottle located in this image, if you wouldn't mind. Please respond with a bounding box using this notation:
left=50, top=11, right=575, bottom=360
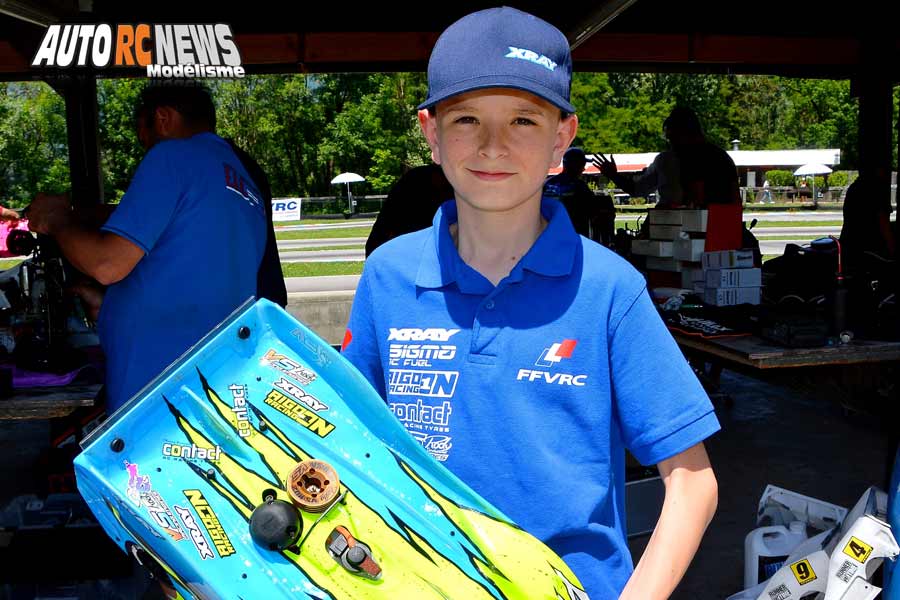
left=744, top=520, right=808, bottom=588
left=885, top=444, right=900, bottom=599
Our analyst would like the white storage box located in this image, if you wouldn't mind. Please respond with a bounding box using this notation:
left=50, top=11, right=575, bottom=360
left=680, top=267, right=704, bottom=288
left=681, top=210, right=708, bottom=232
left=673, top=238, right=705, bottom=262
left=702, top=249, right=754, bottom=269
left=647, top=209, right=684, bottom=225
left=645, top=256, right=680, bottom=272
left=631, top=240, right=673, bottom=257
left=704, top=287, right=761, bottom=306
left=705, top=268, right=762, bottom=288
left=649, top=225, right=683, bottom=240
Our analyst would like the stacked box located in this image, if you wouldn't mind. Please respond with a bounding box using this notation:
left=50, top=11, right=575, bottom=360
left=697, top=250, right=760, bottom=306
left=631, top=240, right=673, bottom=257
left=673, top=238, right=704, bottom=262
left=705, top=268, right=762, bottom=288
left=704, top=287, right=761, bottom=306
left=643, top=209, right=708, bottom=288
left=701, top=249, right=754, bottom=269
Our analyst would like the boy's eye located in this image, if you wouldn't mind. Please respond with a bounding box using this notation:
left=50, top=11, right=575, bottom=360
left=513, top=117, right=537, bottom=126
left=453, top=116, right=478, bottom=124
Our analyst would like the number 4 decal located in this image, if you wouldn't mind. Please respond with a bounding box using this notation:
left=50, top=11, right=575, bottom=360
left=842, top=536, right=874, bottom=564
left=790, top=558, right=817, bottom=585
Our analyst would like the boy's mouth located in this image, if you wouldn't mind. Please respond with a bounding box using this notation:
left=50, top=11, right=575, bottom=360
left=468, top=169, right=514, bottom=181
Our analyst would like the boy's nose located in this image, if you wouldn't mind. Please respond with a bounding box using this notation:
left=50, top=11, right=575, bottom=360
left=477, top=125, right=510, bottom=160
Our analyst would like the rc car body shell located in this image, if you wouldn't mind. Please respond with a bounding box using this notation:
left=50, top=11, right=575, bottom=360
left=75, top=299, right=588, bottom=600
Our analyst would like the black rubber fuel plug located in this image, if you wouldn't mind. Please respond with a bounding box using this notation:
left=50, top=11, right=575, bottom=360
left=249, top=495, right=303, bottom=551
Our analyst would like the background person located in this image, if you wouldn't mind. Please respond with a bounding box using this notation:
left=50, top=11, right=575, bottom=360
left=27, top=83, right=272, bottom=412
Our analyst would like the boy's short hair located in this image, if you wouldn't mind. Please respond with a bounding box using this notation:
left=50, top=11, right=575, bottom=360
left=134, top=81, right=216, bottom=131
left=418, top=7, right=574, bottom=114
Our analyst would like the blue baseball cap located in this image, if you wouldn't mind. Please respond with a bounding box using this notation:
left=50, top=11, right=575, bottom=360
left=418, top=7, right=575, bottom=114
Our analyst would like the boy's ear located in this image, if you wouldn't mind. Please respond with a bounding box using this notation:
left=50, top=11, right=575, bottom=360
left=551, top=114, right=579, bottom=167
left=417, top=109, right=442, bottom=164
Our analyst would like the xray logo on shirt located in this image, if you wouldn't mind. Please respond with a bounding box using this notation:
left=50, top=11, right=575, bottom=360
left=388, top=328, right=460, bottom=367
left=517, top=339, right=588, bottom=386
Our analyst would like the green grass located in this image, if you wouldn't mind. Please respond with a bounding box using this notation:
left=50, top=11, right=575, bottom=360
left=275, top=227, right=372, bottom=241
left=749, top=220, right=842, bottom=228
left=274, top=218, right=373, bottom=227
left=288, top=245, right=364, bottom=252
left=281, top=262, right=365, bottom=277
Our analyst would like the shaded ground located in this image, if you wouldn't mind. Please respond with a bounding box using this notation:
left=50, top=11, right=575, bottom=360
left=630, top=368, right=892, bottom=599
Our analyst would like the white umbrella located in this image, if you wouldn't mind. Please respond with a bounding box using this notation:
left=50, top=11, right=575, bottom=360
left=793, top=163, right=833, bottom=206
left=330, top=172, right=365, bottom=212
left=793, top=163, right=832, bottom=177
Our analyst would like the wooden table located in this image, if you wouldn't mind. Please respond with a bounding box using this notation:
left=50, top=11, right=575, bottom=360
left=0, top=384, right=100, bottom=420
left=672, top=332, right=900, bottom=370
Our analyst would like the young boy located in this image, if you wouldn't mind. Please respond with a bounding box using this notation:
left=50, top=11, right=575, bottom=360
left=341, top=7, right=719, bottom=599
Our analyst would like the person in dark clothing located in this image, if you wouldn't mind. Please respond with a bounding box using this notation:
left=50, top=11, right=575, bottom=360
left=365, top=164, right=454, bottom=257
left=545, top=147, right=613, bottom=244
left=594, top=106, right=740, bottom=208
left=544, top=147, right=597, bottom=238
left=840, top=169, right=895, bottom=269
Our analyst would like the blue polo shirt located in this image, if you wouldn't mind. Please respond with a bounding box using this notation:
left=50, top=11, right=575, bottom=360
left=342, top=198, right=720, bottom=598
left=99, top=132, right=266, bottom=412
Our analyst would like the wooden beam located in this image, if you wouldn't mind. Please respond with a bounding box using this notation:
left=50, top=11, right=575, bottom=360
left=573, top=33, right=862, bottom=67
left=568, top=0, right=640, bottom=50
left=235, top=32, right=439, bottom=67
left=0, top=40, right=30, bottom=73
left=303, top=32, right=438, bottom=64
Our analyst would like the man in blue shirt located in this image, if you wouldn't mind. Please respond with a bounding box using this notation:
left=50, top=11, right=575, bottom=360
left=28, top=84, right=269, bottom=413
left=342, top=8, right=719, bottom=599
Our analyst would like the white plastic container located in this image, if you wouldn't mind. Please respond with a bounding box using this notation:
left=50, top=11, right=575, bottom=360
left=743, top=520, right=807, bottom=588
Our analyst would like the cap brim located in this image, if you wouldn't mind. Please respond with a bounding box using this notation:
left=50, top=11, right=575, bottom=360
left=417, top=75, right=575, bottom=114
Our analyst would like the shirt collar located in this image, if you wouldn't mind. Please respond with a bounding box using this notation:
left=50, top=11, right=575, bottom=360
left=414, top=197, right=579, bottom=292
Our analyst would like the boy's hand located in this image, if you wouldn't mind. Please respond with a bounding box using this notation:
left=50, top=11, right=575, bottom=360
left=592, top=153, right=618, bottom=179
left=27, top=193, right=72, bottom=235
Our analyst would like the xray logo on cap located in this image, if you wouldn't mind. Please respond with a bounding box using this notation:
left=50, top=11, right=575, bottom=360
left=419, top=7, right=574, bottom=113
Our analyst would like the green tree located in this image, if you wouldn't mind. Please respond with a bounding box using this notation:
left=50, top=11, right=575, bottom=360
left=0, top=82, right=69, bottom=207
left=97, top=78, right=146, bottom=201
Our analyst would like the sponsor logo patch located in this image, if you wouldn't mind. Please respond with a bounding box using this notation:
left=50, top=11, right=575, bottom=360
left=264, top=389, right=335, bottom=437
left=174, top=505, right=215, bottom=560
left=262, top=349, right=317, bottom=386
left=388, top=370, right=459, bottom=398
left=184, top=490, right=235, bottom=558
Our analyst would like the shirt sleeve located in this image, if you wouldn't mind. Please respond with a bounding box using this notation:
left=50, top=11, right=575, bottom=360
left=101, top=144, right=183, bottom=254
left=340, top=265, right=387, bottom=399
left=609, top=285, right=720, bottom=465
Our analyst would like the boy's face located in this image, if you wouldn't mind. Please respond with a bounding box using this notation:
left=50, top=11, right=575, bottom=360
left=419, top=89, right=577, bottom=215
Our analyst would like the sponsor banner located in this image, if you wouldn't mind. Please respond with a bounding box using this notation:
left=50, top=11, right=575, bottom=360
left=272, top=198, right=302, bottom=221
